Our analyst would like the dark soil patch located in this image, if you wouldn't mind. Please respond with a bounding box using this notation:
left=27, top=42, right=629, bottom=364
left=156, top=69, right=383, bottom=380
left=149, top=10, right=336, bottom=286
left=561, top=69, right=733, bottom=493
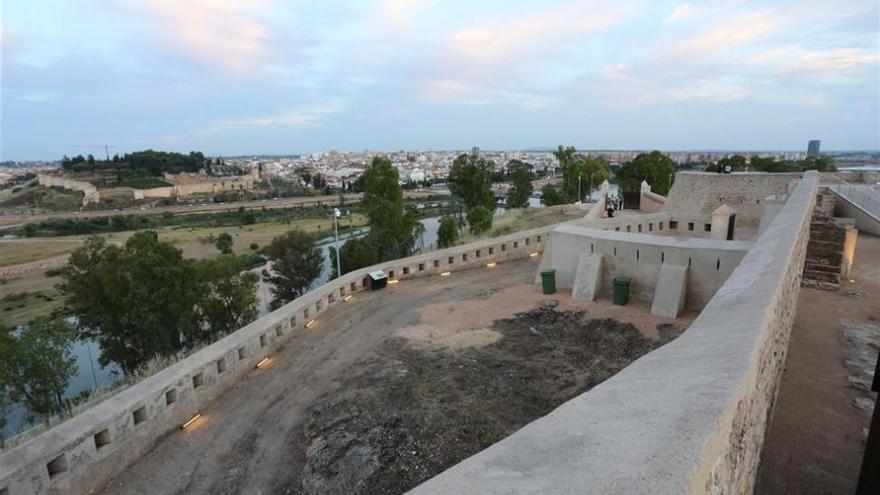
left=274, top=305, right=683, bottom=494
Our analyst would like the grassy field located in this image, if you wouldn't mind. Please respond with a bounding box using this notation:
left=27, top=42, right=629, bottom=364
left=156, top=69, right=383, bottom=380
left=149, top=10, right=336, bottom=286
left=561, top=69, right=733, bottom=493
left=0, top=214, right=368, bottom=326
left=0, top=239, right=84, bottom=267
left=457, top=205, right=585, bottom=244
left=0, top=279, right=65, bottom=328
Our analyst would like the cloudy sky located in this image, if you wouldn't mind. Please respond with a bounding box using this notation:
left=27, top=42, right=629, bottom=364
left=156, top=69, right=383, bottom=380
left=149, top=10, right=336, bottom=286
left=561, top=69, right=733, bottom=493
left=2, top=0, right=878, bottom=160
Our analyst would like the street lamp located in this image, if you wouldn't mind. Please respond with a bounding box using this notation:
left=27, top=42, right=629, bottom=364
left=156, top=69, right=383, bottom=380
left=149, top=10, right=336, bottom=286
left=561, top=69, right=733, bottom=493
left=577, top=173, right=582, bottom=204
left=333, top=208, right=342, bottom=279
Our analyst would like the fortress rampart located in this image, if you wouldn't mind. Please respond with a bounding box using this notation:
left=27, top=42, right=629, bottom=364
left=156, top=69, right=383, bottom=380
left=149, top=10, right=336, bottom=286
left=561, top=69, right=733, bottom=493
left=37, top=174, right=101, bottom=206
left=0, top=228, right=548, bottom=495
left=409, top=171, right=819, bottom=494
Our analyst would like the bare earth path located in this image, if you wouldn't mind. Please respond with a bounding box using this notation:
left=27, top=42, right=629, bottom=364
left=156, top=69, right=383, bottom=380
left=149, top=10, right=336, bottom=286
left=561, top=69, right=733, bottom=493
left=99, top=257, right=684, bottom=495
left=756, top=234, right=880, bottom=494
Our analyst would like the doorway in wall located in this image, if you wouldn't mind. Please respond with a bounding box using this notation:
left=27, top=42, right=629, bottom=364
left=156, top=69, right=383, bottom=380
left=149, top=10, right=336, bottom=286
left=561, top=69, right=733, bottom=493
left=727, top=214, right=736, bottom=240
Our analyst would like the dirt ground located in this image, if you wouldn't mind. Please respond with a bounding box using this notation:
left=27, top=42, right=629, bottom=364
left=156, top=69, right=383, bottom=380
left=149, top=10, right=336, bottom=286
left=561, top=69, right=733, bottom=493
left=99, top=257, right=687, bottom=495
left=756, top=234, right=880, bottom=494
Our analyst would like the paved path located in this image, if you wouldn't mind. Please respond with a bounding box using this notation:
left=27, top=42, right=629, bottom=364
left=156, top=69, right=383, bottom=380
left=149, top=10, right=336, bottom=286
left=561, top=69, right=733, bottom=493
left=756, top=234, right=880, bottom=494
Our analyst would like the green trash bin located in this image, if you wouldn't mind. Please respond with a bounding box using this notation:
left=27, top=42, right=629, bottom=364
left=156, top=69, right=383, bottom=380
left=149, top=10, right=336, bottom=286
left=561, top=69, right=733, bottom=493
left=613, top=276, right=631, bottom=305
left=540, top=269, right=557, bottom=295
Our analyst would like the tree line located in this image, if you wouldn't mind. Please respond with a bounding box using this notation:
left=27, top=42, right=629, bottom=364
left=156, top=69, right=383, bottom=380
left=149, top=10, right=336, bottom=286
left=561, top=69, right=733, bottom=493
left=61, top=150, right=209, bottom=175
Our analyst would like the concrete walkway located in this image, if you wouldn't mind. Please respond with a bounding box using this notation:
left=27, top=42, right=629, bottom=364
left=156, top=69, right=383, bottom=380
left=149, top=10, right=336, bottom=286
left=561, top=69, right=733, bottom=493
left=756, top=234, right=880, bottom=494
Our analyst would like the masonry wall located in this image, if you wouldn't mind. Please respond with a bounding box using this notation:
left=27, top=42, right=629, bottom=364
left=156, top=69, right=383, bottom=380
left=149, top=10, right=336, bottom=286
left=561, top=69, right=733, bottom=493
left=409, top=172, right=819, bottom=495
left=666, top=172, right=802, bottom=227
left=37, top=174, right=100, bottom=206
left=0, top=228, right=548, bottom=495
left=576, top=211, right=718, bottom=239
left=539, top=224, right=751, bottom=309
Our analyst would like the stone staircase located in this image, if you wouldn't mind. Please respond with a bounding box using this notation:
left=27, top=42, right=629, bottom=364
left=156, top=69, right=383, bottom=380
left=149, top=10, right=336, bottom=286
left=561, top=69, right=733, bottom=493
left=802, top=193, right=855, bottom=290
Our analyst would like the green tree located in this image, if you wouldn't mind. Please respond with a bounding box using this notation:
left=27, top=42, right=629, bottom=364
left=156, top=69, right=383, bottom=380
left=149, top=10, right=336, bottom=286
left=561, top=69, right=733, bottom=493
left=61, top=233, right=204, bottom=373
left=0, top=319, right=78, bottom=420
left=540, top=184, right=565, bottom=206
left=448, top=153, right=496, bottom=210
left=329, top=237, right=379, bottom=278
left=802, top=155, right=836, bottom=172
left=193, top=255, right=259, bottom=339
left=61, top=236, right=190, bottom=369
left=553, top=146, right=610, bottom=202
left=262, top=229, right=323, bottom=310
left=711, top=155, right=747, bottom=173
left=361, top=156, right=422, bottom=260
left=616, top=151, right=676, bottom=195
left=507, top=160, right=533, bottom=208
left=215, top=232, right=234, bottom=254
left=467, top=206, right=493, bottom=235
left=437, top=215, right=459, bottom=248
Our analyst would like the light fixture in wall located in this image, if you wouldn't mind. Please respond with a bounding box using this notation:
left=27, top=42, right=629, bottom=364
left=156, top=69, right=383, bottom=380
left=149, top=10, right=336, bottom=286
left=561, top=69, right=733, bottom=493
left=440, top=271, right=451, bottom=276
left=529, top=252, right=539, bottom=257
left=305, top=319, right=317, bottom=329
left=486, top=262, right=497, bottom=268
left=256, top=357, right=270, bottom=369
left=181, top=413, right=201, bottom=430
left=343, top=295, right=353, bottom=302
left=388, top=279, right=400, bottom=285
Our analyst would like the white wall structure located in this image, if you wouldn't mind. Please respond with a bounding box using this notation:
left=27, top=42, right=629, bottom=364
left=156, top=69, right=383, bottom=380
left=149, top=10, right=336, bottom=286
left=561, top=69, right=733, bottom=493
left=409, top=171, right=820, bottom=495
left=538, top=224, right=752, bottom=310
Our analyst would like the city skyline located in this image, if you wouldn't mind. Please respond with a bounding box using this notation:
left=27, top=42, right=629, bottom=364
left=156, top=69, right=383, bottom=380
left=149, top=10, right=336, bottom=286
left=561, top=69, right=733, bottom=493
left=2, top=0, right=879, bottom=161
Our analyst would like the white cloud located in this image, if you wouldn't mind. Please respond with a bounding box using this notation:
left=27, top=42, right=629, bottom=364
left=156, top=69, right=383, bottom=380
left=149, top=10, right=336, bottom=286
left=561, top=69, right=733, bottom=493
left=202, top=100, right=344, bottom=133
left=421, top=80, right=554, bottom=110
left=665, top=3, right=700, bottom=22
left=122, top=0, right=277, bottom=72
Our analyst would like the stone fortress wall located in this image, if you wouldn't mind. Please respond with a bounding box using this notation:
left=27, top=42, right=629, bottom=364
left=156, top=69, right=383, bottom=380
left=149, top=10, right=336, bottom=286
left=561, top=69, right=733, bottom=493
left=36, top=166, right=261, bottom=206
left=665, top=171, right=802, bottom=227
left=538, top=224, right=752, bottom=310
left=410, top=171, right=820, bottom=495
left=0, top=228, right=549, bottom=495
left=36, top=175, right=101, bottom=206
left=2, top=170, right=855, bottom=495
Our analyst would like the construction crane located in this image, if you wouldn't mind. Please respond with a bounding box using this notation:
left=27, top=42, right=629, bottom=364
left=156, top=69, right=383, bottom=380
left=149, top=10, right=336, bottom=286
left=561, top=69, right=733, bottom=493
left=67, top=144, right=116, bottom=161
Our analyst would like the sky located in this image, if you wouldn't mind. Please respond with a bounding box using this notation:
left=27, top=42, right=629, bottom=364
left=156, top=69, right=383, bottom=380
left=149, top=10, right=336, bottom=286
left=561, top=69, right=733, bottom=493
left=1, top=0, right=878, bottom=160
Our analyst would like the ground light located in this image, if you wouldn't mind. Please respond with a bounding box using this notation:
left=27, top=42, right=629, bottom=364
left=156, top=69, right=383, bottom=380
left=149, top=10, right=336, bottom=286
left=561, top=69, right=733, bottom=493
left=305, top=319, right=317, bottom=329
left=388, top=279, right=400, bottom=285
left=486, top=262, right=497, bottom=268
left=343, top=295, right=353, bottom=302
left=440, top=271, right=451, bottom=276
left=181, top=413, right=201, bottom=430
left=530, top=252, right=539, bottom=257
left=255, top=357, right=270, bottom=368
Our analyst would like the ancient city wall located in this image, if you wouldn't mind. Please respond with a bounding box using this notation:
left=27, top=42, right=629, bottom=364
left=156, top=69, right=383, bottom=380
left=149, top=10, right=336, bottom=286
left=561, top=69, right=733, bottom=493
left=0, top=228, right=548, bottom=495
left=539, top=224, right=752, bottom=309
left=410, top=172, right=819, bottom=494
left=37, top=174, right=100, bottom=206
left=666, top=172, right=802, bottom=227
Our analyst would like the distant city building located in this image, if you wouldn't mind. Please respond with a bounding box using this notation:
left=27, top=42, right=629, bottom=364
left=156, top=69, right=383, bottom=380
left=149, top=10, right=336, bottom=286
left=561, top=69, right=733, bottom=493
left=807, top=140, right=821, bottom=158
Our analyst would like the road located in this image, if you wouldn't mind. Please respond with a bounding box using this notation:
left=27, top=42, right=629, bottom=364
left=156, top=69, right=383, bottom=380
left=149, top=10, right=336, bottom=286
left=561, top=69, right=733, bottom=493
left=0, top=190, right=449, bottom=229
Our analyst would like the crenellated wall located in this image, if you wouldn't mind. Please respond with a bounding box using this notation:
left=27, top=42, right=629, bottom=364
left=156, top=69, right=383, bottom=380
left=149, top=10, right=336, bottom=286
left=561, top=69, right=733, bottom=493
left=0, top=228, right=548, bottom=495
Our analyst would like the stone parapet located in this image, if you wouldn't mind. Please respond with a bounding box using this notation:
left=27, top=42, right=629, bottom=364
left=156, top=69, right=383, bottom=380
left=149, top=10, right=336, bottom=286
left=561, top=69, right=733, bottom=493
left=0, top=228, right=549, bottom=495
